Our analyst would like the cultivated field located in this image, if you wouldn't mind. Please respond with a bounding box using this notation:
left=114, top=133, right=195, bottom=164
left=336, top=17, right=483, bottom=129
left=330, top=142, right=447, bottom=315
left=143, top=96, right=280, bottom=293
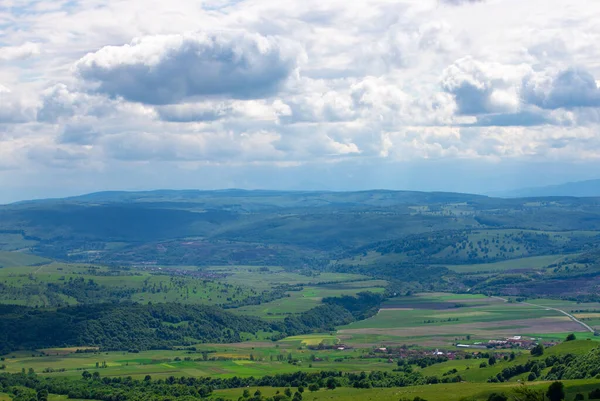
left=338, top=293, right=596, bottom=346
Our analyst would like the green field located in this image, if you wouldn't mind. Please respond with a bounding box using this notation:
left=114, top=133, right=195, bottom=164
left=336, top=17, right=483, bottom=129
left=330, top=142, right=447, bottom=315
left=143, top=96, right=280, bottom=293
left=234, top=283, right=386, bottom=319
left=0, top=250, right=50, bottom=268
left=2, top=346, right=397, bottom=380
left=211, top=379, right=600, bottom=401
left=0, top=261, right=385, bottom=310
left=445, top=254, right=571, bottom=273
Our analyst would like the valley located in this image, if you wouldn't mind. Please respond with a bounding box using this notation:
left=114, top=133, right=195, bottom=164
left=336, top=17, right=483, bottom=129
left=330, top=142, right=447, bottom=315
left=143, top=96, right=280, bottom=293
left=1, top=190, right=600, bottom=400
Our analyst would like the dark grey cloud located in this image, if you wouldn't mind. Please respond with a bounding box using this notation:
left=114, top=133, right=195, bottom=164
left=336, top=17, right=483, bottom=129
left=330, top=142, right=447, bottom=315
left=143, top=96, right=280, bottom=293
left=523, top=68, right=600, bottom=109
left=75, top=31, right=302, bottom=105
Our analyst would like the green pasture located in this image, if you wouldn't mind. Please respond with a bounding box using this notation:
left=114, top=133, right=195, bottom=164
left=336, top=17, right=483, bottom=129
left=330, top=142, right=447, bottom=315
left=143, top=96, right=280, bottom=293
left=211, top=379, right=600, bottom=401
left=234, top=282, right=386, bottom=319
left=0, top=251, right=50, bottom=268
left=419, top=340, right=599, bottom=383
left=0, top=233, right=38, bottom=251
left=445, top=254, right=570, bottom=273
left=209, top=265, right=369, bottom=290
left=3, top=347, right=396, bottom=380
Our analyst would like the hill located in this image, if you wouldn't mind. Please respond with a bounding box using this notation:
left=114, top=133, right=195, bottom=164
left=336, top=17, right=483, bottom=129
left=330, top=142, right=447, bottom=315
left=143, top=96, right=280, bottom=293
left=2, top=189, right=600, bottom=299
left=498, top=179, right=600, bottom=198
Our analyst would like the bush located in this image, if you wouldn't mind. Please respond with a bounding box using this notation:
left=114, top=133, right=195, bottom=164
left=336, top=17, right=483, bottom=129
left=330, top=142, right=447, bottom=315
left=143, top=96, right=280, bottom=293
left=546, top=381, right=565, bottom=401
left=566, top=333, right=577, bottom=342
left=487, top=393, right=508, bottom=401
left=589, top=388, right=600, bottom=399
left=531, top=344, right=544, bottom=357
left=574, top=394, right=584, bottom=401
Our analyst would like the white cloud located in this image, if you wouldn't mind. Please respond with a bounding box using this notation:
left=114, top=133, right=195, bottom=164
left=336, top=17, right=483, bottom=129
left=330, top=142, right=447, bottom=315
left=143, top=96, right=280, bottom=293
left=1, top=0, right=600, bottom=197
left=522, top=68, right=600, bottom=109
left=440, top=56, right=530, bottom=115
left=74, top=31, right=304, bottom=104
left=0, top=42, right=40, bottom=61
left=0, top=85, right=36, bottom=123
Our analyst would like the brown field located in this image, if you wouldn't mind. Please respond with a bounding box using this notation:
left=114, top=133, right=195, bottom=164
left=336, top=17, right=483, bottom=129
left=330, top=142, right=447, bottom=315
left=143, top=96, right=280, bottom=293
left=339, top=316, right=582, bottom=338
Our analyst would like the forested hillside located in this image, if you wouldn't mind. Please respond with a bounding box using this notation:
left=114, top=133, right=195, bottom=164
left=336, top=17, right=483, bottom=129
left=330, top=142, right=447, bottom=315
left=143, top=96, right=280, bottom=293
left=3, top=189, right=600, bottom=300
left=0, top=294, right=379, bottom=353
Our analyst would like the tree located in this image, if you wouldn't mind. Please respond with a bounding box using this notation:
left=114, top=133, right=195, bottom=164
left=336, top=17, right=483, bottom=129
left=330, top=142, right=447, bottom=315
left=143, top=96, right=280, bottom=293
left=326, top=377, right=337, bottom=390
left=81, top=371, right=92, bottom=380
left=574, top=394, right=584, bottom=401
left=37, top=389, right=49, bottom=401
left=589, top=388, right=600, bottom=399
left=243, top=389, right=250, bottom=398
left=488, top=356, right=497, bottom=366
left=546, top=381, right=565, bottom=401
left=308, top=383, right=320, bottom=392
left=531, top=344, right=544, bottom=357
left=284, top=387, right=292, bottom=397
left=566, top=333, right=577, bottom=342
left=254, top=389, right=262, bottom=397
left=512, top=383, right=545, bottom=401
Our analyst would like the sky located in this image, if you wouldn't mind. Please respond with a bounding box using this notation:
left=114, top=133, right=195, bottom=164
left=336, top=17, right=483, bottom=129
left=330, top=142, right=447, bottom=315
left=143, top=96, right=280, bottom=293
left=1, top=0, right=600, bottom=203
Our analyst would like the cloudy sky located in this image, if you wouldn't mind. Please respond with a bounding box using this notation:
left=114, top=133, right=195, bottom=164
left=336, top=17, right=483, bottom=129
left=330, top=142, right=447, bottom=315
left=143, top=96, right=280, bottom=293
left=1, top=0, right=600, bottom=202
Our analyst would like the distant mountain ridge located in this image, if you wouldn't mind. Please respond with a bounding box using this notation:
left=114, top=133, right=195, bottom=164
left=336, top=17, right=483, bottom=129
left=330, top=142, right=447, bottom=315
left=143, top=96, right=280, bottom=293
left=496, top=179, right=600, bottom=198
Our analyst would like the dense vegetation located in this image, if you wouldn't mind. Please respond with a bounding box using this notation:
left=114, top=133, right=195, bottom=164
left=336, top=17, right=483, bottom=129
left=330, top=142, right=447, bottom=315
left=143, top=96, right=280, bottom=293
left=0, top=303, right=269, bottom=353
left=4, top=190, right=600, bottom=298
left=0, top=292, right=383, bottom=353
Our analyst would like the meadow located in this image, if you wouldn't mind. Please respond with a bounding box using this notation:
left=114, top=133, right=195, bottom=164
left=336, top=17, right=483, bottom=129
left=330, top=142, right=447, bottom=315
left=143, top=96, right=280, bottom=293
left=210, top=380, right=600, bottom=401
left=0, top=262, right=386, bottom=310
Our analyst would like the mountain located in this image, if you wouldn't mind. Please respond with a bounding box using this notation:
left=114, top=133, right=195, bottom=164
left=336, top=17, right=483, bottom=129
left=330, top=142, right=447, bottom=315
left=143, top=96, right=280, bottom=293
left=496, top=179, right=600, bottom=198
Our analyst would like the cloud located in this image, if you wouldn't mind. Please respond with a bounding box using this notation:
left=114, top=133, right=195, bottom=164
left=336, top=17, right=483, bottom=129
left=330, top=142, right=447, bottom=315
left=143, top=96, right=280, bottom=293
left=439, top=0, right=485, bottom=4
left=0, top=85, right=35, bottom=123
left=58, top=123, right=100, bottom=145
left=37, top=84, right=117, bottom=123
left=74, top=31, right=303, bottom=105
left=522, top=68, right=600, bottom=109
left=156, top=99, right=290, bottom=123
left=441, top=57, right=530, bottom=115
left=0, top=42, right=41, bottom=61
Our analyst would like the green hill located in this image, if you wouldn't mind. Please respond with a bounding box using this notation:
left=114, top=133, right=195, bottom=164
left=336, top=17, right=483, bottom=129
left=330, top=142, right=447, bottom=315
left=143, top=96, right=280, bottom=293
left=0, top=251, right=50, bottom=268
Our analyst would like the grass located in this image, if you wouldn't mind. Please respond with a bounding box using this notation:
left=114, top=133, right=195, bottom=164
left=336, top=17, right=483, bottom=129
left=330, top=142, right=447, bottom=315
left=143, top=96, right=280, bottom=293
left=3, top=347, right=397, bottom=380
left=210, top=380, right=600, bottom=401
left=0, top=262, right=376, bottom=308
left=0, top=251, right=50, bottom=268
left=445, top=254, right=570, bottom=273
left=234, top=283, right=386, bottom=319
